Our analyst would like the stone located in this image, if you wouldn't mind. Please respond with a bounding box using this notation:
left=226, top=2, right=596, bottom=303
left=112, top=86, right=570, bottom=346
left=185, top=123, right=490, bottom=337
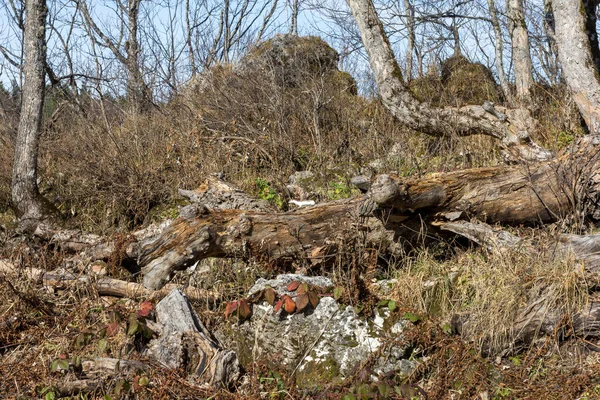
left=351, top=175, right=371, bottom=193
left=217, top=275, right=417, bottom=387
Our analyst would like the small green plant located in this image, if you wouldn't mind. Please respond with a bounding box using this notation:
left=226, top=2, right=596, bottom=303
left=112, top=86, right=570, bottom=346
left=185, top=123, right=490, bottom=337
left=493, top=385, right=513, bottom=399
left=255, top=178, right=284, bottom=208
left=326, top=179, right=355, bottom=200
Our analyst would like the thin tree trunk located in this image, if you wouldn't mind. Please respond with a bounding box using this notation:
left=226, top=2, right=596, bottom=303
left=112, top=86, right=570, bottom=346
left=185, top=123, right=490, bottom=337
left=345, top=0, right=551, bottom=163
left=553, top=0, right=600, bottom=133
left=506, top=0, right=534, bottom=105
left=12, top=0, right=55, bottom=233
left=125, top=0, right=151, bottom=113
left=290, top=0, right=299, bottom=35
left=488, top=0, right=513, bottom=103
left=185, top=0, right=197, bottom=79
left=403, top=0, right=415, bottom=81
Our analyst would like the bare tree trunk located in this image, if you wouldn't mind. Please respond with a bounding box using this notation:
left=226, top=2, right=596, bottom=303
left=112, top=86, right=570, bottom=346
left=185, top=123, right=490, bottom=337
left=185, top=0, right=197, bottom=79
left=403, top=0, right=415, bottom=81
left=125, top=0, right=152, bottom=113
left=290, top=0, right=299, bottom=35
left=12, top=0, right=56, bottom=233
left=345, top=0, right=551, bottom=163
left=488, top=0, right=513, bottom=103
left=553, top=0, right=600, bottom=133
left=542, top=0, right=559, bottom=85
left=506, top=0, right=534, bottom=105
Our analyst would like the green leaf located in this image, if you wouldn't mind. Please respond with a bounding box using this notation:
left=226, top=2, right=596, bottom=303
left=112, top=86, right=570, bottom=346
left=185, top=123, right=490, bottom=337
left=45, top=392, right=56, bottom=400
left=441, top=323, right=454, bottom=335
left=127, top=319, right=140, bottom=336
left=403, top=312, right=422, bottom=323
left=141, top=323, right=154, bottom=339
left=138, top=376, right=150, bottom=386
left=377, top=300, right=390, bottom=308
left=333, top=286, right=344, bottom=300
left=388, top=300, right=397, bottom=312
left=378, top=382, right=392, bottom=397
left=50, top=359, right=69, bottom=372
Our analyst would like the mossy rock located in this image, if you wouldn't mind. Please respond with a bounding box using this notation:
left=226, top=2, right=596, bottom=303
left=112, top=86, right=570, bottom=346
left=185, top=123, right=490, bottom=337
left=240, top=34, right=340, bottom=88
left=440, top=54, right=502, bottom=106
left=411, top=54, right=501, bottom=107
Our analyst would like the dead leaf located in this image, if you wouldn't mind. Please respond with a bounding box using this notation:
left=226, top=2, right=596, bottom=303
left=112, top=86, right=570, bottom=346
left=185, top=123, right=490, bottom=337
left=106, top=322, right=120, bottom=337
left=308, top=292, right=319, bottom=308
left=297, top=283, right=309, bottom=295
left=225, top=301, right=239, bottom=318
left=238, top=299, right=252, bottom=319
left=138, top=301, right=153, bottom=317
left=274, top=299, right=283, bottom=313
left=295, top=294, right=309, bottom=311
left=283, top=295, right=296, bottom=313
left=287, top=281, right=301, bottom=291
left=263, top=287, right=276, bottom=306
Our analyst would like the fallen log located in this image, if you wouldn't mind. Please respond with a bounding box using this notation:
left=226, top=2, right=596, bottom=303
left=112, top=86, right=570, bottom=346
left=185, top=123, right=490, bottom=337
left=135, top=198, right=396, bottom=289
left=0, top=260, right=217, bottom=302
left=370, top=135, right=600, bottom=225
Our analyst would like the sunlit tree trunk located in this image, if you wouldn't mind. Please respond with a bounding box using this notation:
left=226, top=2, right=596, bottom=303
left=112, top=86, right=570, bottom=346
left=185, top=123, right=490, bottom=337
left=12, top=0, right=55, bottom=232
left=506, top=0, right=533, bottom=105
left=553, top=0, right=600, bottom=133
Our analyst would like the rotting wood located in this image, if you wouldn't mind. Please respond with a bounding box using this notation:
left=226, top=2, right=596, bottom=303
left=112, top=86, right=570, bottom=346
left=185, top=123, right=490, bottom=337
left=0, top=260, right=217, bottom=302
left=147, top=288, right=239, bottom=388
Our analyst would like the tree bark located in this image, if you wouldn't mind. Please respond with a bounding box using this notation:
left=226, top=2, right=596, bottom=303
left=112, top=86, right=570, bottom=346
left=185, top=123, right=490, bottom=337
left=11, top=0, right=57, bottom=233
left=369, top=135, right=600, bottom=226
left=506, top=0, right=534, bottom=105
left=403, top=0, right=415, bottom=81
left=345, top=0, right=551, bottom=163
left=553, top=0, right=600, bottom=133
left=124, top=0, right=152, bottom=113
left=488, top=0, right=513, bottom=103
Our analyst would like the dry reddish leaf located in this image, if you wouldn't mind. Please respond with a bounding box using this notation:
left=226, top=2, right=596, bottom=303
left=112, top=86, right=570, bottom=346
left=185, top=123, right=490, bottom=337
left=295, top=294, right=309, bottom=311
left=297, top=283, right=309, bottom=295
left=238, top=299, right=252, bottom=319
left=225, top=301, right=239, bottom=318
left=283, top=295, right=296, bottom=313
left=286, top=281, right=301, bottom=291
left=138, top=301, right=153, bottom=317
left=274, top=299, right=283, bottom=313
left=263, top=287, right=276, bottom=306
left=308, top=292, right=319, bottom=308
left=106, top=322, right=120, bottom=337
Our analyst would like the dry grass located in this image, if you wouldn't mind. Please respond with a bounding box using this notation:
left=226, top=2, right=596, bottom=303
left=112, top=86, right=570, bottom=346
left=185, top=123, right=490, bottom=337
left=389, top=233, right=592, bottom=355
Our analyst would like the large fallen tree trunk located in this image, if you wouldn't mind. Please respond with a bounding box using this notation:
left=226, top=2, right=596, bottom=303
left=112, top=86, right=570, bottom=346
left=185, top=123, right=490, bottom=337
left=370, top=135, right=600, bottom=225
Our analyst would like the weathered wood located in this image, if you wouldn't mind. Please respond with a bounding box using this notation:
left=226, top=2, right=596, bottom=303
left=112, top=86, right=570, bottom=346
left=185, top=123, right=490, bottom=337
left=0, top=260, right=216, bottom=302
left=147, top=289, right=239, bottom=388
left=137, top=198, right=394, bottom=290
left=82, top=357, right=149, bottom=376
left=370, top=135, right=600, bottom=225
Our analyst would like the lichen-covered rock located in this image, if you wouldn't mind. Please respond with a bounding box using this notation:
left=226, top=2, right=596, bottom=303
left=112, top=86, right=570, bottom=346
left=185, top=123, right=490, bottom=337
left=216, top=275, right=416, bottom=387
